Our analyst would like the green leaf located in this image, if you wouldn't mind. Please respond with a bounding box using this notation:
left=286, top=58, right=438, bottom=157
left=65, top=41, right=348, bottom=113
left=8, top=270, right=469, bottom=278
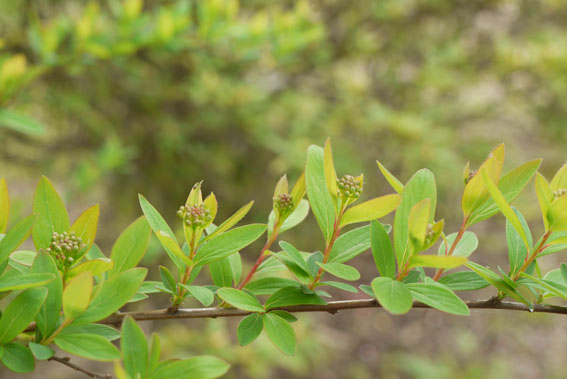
left=0, top=215, right=35, bottom=265
left=245, top=277, right=300, bottom=296
left=468, top=159, right=541, bottom=224
left=138, top=194, right=184, bottom=271
left=340, top=194, right=401, bottom=227
left=0, top=287, right=47, bottom=343
left=0, top=109, right=46, bottom=136
left=409, top=255, right=467, bottom=269
left=269, top=310, right=298, bottom=323
left=216, top=288, right=264, bottom=312
left=370, top=277, right=413, bottom=315
left=108, top=216, right=151, bottom=277
left=466, top=262, right=532, bottom=306
left=9, top=250, right=35, bottom=267
left=237, top=313, right=263, bottom=346
left=159, top=265, right=177, bottom=293
left=59, top=323, right=121, bottom=341
left=32, top=176, right=70, bottom=250
left=405, top=283, right=470, bottom=315
left=209, top=257, right=234, bottom=288
left=265, top=286, right=326, bottom=310
left=376, top=161, right=404, bottom=194
left=394, top=169, right=437, bottom=270
left=179, top=284, right=214, bottom=306
left=481, top=167, right=530, bottom=250
left=74, top=268, right=147, bottom=323
left=156, top=230, right=192, bottom=267
left=268, top=199, right=310, bottom=238
left=562, top=263, right=567, bottom=286
left=152, top=355, right=230, bottom=379
left=194, top=224, right=266, bottom=266
left=438, top=231, right=478, bottom=258
left=306, top=145, right=336, bottom=243
left=328, top=225, right=370, bottom=263
left=0, top=272, right=54, bottom=292
left=370, top=220, right=396, bottom=279
left=507, top=207, right=532, bottom=276
left=551, top=163, right=567, bottom=189
left=0, top=343, right=34, bottom=373
left=63, top=272, right=92, bottom=321
left=279, top=241, right=311, bottom=275
left=318, top=281, right=358, bottom=293
left=205, top=201, right=254, bottom=241
left=70, top=204, right=99, bottom=254
left=263, top=313, right=296, bottom=356
left=438, top=271, right=489, bottom=291
left=54, top=333, right=120, bottom=361
left=148, top=333, right=161, bottom=373
left=31, top=251, right=62, bottom=339
left=316, top=262, right=360, bottom=281
left=121, top=317, right=148, bottom=378
left=0, top=178, right=9, bottom=233
left=28, top=342, right=54, bottom=360
left=519, top=272, right=567, bottom=300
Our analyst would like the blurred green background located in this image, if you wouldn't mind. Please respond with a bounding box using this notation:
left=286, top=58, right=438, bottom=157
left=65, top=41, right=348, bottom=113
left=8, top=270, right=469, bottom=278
left=0, top=0, right=565, bottom=378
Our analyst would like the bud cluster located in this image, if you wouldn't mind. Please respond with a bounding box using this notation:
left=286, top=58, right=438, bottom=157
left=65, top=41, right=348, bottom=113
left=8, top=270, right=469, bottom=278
left=274, top=193, right=294, bottom=215
left=177, top=204, right=212, bottom=228
left=46, top=231, right=86, bottom=269
left=465, top=170, right=477, bottom=185
left=553, top=188, right=567, bottom=198
left=337, top=175, right=363, bottom=199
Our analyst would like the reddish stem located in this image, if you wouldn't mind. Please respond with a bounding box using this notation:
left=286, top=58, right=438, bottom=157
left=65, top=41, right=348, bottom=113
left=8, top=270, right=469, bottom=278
left=237, top=223, right=281, bottom=290
left=433, top=217, right=468, bottom=281
left=512, top=230, right=552, bottom=281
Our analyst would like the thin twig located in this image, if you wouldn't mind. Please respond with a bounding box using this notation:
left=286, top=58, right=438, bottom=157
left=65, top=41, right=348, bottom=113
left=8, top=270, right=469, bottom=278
left=48, top=356, right=112, bottom=379
left=24, top=298, right=567, bottom=334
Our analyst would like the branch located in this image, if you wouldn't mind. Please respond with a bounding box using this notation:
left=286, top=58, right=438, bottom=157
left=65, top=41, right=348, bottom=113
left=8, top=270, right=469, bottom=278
left=24, top=298, right=567, bottom=334
left=48, top=356, right=112, bottom=379
left=100, top=298, right=567, bottom=325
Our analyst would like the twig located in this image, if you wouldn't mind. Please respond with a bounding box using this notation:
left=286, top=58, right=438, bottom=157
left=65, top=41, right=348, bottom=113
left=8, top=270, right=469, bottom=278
left=25, top=298, right=567, bottom=334
left=48, top=356, right=112, bottom=379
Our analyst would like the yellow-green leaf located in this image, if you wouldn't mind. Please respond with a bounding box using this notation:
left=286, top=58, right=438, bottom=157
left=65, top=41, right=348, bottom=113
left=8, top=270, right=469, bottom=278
left=547, top=195, right=567, bottom=232
left=290, top=172, right=306, bottom=206
left=32, top=176, right=70, bottom=250
left=273, top=175, right=289, bottom=197
left=70, top=204, right=99, bottom=253
left=462, top=144, right=505, bottom=217
left=340, top=194, right=401, bottom=227
left=205, top=201, right=254, bottom=241
left=203, top=193, right=218, bottom=222
left=535, top=173, right=553, bottom=230
left=481, top=167, right=530, bottom=250
left=408, top=199, right=431, bottom=253
left=185, top=181, right=203, bottom=206
left=63, top=272, right=93, bottom=321
left=550, top=163, right=567, bottom=190
left=409, top=255, right=467, bottom=269
left=156, top=231, right=192, bottom=266
left=323, top=138, right=338, bottom=201
left=376, top=161, right=404, bottom=194
left=0, top=178, right=9, bottom=233
left=67, top=258, right=113, bottom=279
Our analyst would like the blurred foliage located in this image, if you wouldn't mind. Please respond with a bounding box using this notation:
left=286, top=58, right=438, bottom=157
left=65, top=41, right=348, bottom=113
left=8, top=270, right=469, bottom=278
left=0, top=0, right=566, bottom=378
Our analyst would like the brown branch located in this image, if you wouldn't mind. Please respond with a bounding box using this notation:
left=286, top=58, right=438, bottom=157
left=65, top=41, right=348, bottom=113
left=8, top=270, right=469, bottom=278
left=97, top=299, right=567, bottom=325
left=24, top=298, right=567, bottom=334
left=48, top=356, right=112, bottom=379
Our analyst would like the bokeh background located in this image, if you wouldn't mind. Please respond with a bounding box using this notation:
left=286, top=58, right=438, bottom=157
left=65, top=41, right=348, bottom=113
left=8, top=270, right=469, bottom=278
left=0, top=0, right=566, bottom=378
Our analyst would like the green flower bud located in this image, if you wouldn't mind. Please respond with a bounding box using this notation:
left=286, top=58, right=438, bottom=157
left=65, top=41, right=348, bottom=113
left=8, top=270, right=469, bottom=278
left=46, top=229, right=87, bottom=270
left=337, top=175, right=363, bottom=200
left=274, top=193, right=294, bottom=215
left=177, top=204, right=212, bottom=228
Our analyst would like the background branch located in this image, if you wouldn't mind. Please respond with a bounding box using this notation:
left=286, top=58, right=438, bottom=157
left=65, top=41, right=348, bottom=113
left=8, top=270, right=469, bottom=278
left=48, top=356, right=112, bottom=379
